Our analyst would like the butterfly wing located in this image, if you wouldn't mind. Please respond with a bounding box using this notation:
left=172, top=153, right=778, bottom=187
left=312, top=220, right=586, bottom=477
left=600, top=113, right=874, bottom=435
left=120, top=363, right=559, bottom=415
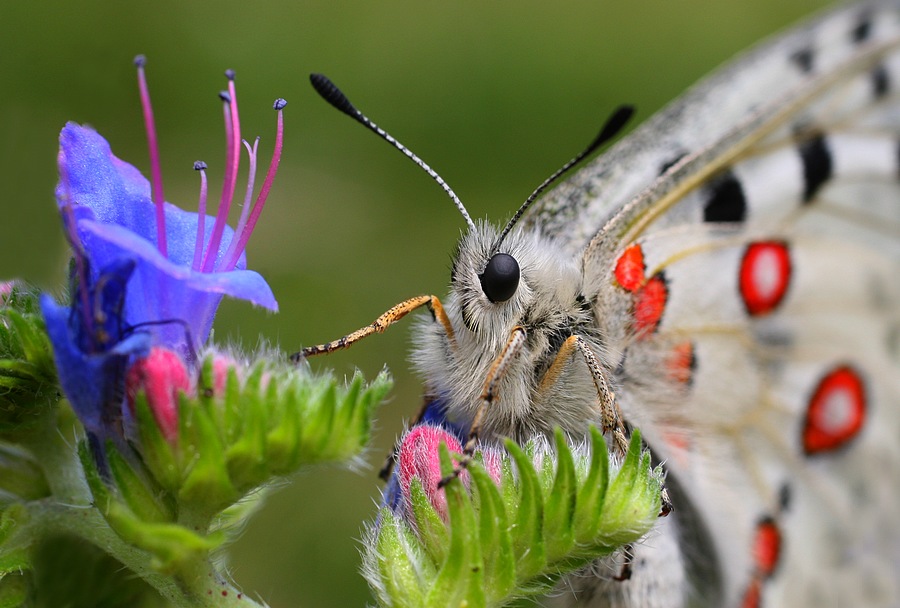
left=529, top=2, right=900, bottom=605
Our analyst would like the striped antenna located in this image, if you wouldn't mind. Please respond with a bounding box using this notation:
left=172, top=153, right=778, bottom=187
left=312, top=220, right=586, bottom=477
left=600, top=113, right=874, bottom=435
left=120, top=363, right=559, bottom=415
left=310, top=74, right=476, bottom=233
left=496, top=105, right=635, bottom=248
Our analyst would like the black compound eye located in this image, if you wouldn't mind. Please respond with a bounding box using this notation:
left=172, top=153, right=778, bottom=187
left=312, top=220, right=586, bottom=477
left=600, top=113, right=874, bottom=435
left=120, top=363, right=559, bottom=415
left=479, top=253, right=520, bottom=303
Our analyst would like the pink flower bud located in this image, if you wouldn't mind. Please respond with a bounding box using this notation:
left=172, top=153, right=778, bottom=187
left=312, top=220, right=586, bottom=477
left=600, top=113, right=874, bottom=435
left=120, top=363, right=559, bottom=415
left=126, top=347, right=192, bottom=443
left=397, top=425, right=467, bottom=521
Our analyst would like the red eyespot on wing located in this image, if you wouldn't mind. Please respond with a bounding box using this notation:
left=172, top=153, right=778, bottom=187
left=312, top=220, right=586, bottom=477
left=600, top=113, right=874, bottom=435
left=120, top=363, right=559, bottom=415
left=741, top=579, right=762, bottom=608
left=803, top=366, right=866, bottom=454
left=739, top=241, right=792, bottom=316
left=615, top=244, right=646, bottom=292
left=667, top=340, right=696, bottom=385
left=634, top=274, right=668, bottom=335
left=752, top=518, right=782, bottom=577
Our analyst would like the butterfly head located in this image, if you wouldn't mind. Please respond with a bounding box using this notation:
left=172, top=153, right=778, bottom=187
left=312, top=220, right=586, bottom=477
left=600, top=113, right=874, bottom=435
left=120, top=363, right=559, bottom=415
left=449, top=220, right=581, bottom=343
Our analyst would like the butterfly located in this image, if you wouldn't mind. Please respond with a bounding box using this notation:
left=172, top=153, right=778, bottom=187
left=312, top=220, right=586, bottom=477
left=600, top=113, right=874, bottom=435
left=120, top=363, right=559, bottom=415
left=297, top=1, right=900, bottom=606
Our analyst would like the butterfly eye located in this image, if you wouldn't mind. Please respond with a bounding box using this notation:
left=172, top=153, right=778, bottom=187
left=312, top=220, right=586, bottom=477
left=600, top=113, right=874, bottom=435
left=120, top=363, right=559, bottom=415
left=479, top=253, right=520, bottom=303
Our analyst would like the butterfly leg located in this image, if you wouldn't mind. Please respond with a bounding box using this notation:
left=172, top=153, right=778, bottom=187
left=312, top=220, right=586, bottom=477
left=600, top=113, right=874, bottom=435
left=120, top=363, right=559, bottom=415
left=438, top=326, right=528, bottom=487
left=299, top=295, right=460, bottom=478
left=537, top=334, right=629, bottom=455
left=290, top=294, right=455, bottom=360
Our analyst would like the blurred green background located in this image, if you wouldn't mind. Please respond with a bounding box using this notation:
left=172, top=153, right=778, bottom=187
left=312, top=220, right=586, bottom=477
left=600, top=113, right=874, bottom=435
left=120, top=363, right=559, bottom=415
left=1, top=1, right=831, bottom=606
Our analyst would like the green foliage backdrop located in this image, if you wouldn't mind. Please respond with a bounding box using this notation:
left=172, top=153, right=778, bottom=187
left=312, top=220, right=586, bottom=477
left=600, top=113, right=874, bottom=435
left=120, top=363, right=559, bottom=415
left=0, top=2, right=830, bottom=605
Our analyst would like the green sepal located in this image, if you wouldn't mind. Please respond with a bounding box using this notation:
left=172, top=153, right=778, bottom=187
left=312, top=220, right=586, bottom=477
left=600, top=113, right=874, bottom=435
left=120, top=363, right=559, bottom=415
left=426, top=444, right=484, bottom=608
left=79, top=440, right=113, bottom=513
left=366, top=426, right=664, bottom=608
left=126, top=356, right=391, bottom=531
left=177, top=394, right=238, bottom=518
left=573, top=427, right=609, bottom=542
left=469, top=461, right=515, bottom=605
left=596, top=429, right=660, bottom=546
left=503, top=439, right=545, bottom=581
left=264, top=377, right=302, bottom=475
left=223, top=368, right=268, bottom=492
left=0, top=285, right=58, bottom=433
left=372, top=509, right=432, bottom=608
left=408, top=478, right=449, bottom=565
left=297, top=380, right=336, bottom=464
left=133, top=390, right=180, bottom=493
left=105, top=442, right=173, bottom=523
left=543, top=429, right=576, bottom=561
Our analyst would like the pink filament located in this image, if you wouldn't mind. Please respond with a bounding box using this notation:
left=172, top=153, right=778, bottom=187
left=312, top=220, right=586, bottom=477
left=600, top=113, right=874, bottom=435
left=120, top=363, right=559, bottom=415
left=221, top=138, right=259, bottom=268
left=191, top=164, right=208, bottom=270
left=224, top=105, right=284, bottom=271
left=136, top=58, right=167, bottom=257
left=202, top=75, right=242, bottom=272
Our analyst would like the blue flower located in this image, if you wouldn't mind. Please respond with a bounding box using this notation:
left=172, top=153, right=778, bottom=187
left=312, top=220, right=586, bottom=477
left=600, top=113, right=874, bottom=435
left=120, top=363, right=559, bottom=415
left=55, top=122, right=279, bottom=359
left=42, top=59, right=285, bottom=450
left=40, top=259, right=151, bottom=440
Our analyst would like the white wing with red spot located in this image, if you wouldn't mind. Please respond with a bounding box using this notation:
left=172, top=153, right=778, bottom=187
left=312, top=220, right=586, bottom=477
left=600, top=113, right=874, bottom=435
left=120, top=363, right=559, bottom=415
left=532, top=2, right=900, bottom=606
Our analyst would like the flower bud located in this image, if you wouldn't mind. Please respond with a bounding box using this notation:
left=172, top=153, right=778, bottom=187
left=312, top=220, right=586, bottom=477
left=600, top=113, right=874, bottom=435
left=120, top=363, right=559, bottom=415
left=126, top=347, right=192, bottom=443
left=396, top=425, right=467, bottom=522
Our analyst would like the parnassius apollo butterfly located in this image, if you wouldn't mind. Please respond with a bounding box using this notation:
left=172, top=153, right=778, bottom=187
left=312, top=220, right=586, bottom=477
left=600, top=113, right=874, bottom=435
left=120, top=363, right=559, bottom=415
left=297, top=1, right=900, bottom=606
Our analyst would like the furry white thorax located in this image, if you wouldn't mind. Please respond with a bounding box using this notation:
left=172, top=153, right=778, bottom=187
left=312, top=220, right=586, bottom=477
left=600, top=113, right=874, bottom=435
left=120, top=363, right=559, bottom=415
left=411, top=220, right=609, bottom=442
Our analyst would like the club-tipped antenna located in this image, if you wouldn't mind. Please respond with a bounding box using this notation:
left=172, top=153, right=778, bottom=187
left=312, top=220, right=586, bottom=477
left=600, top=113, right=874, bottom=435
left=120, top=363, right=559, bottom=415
left=310, top=73, right=476, bottom=233
left=496, top=104, right=635, bottom=248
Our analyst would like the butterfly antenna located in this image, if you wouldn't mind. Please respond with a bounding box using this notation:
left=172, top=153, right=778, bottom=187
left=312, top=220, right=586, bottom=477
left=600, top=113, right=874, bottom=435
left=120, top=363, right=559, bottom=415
left=310, top=74, right=477, bottom=232
left=496, top=104, right=635, bottom=247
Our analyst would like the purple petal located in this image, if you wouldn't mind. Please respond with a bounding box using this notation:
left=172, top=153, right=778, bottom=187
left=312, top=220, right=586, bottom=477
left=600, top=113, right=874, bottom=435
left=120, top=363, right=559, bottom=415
left=79, top=219, right=276, bottom=357
left=40, top=294, right=151, bottom=436
left=56, top=123, right=277, bottom=358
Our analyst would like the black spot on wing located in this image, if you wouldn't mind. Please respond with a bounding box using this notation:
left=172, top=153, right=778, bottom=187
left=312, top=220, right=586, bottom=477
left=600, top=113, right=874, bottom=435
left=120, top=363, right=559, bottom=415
left=790, top=47, right=814, bottom=73
left=798, top=133, right=832, bottom=202
left=778, top=484, right=792, bottom=512
left=703, top=170, right=746, bottom=223
left=852, top=14, right=872, bottom=44
left=872, top=64, right=890, bottom=99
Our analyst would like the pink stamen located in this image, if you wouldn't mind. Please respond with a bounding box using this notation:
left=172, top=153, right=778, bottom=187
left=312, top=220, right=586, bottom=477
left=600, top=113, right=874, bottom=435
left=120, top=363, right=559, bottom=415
left=224, top=99, right=286, bottom=271
left=220, top=138, right=259, bottom=270
left=191, top=161, right=208, bottom=271
left=134, top=55, right=167, bottom=257
left=202, top=71, right=242, bottom=272
left=193, top=93, right=233, bottom=268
